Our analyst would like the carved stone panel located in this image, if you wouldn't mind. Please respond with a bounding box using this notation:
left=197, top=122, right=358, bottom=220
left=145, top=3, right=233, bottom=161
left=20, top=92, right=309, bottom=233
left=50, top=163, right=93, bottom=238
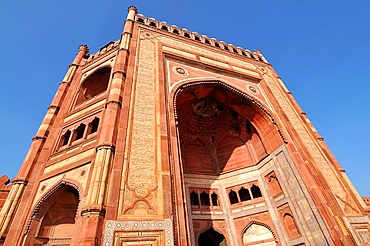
left=121, top=30, right=158, bottom=216
left=103, top=220, right=173, bottom=246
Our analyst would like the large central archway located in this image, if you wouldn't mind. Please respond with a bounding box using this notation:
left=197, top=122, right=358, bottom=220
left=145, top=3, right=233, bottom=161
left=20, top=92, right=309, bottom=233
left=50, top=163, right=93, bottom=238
left=175, top=82, right=282, bottom=175
left=172, top=81, right=284, bottom=245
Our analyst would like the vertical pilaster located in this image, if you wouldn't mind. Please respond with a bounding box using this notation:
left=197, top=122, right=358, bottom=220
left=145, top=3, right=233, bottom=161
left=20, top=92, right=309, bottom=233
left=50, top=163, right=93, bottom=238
left=0, top=181, right=25, bottom=236
left=84, top=6, right=137, bottom=210
left=85, top=145, right=115, bottom=206
left=79, top=7, right=137, bottom=245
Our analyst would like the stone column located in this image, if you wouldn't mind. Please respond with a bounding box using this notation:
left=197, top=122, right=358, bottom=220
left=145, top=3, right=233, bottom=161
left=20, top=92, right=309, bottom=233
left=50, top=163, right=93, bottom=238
left=0, top=180, right=25, bottom=236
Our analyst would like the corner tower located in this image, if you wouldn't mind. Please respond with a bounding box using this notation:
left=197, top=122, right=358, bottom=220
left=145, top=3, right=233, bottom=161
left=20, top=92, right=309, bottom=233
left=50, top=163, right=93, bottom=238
left=0, top=6, right=369, bottom=246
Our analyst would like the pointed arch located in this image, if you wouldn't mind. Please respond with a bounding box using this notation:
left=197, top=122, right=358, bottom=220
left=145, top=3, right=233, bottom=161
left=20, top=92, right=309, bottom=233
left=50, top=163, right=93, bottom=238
left=24, top=181, right=81, bottom=245
left=242, top=222, right=277, bottom=245
left=282, top=212, right=300, bottom=239
left=172, top=79, right=287, bottom=146
left=168, top=79, right=287, bottom=244
left=198, top=227, right=227, bottom=246
left=74, top=66, right=111, bottom=106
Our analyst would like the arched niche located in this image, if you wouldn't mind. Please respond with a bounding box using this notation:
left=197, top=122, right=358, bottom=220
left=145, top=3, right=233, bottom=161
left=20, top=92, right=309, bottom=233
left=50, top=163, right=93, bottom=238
left=174, top=82, right=283, bottom=175
left=75, top=66, right=111, bottom=106
left=25, top=184, right=80, bottom=246
left=282, top=213, right=300, bottom=239
left=242, top=223, right=276, bottom=245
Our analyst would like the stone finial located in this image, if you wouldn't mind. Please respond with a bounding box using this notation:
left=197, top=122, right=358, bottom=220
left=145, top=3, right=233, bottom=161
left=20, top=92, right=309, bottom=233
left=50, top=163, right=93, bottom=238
left=78, top=44, right=89, bottom=54
left=71, top=44, right=89, bottom=65
left=128, top=6, right=137, bottom=12
left=0, top=175, right=10, bottom=189
left=127, top=6, right=137, bottom=21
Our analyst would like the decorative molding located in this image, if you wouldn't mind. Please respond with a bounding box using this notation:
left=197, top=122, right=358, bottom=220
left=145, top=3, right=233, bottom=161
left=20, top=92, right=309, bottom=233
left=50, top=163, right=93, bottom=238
left=120, top=30, right=158, bottom=215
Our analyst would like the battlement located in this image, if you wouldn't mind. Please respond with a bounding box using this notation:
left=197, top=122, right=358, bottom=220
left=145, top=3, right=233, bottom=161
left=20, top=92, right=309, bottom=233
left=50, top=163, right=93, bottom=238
left=135, top=13, right=268, bottom=63
left=84, top=40, right=120, bottom=65
left=83, top=10, right=269, bottom=65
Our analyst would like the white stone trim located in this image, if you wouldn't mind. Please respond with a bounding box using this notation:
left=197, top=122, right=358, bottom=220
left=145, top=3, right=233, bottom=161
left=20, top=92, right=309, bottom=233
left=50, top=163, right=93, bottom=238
left=103, top=219, right=173, bottom=246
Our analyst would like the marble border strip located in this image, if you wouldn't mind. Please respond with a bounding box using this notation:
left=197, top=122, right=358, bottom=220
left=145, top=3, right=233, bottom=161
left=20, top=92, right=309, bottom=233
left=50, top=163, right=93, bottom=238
left=103, top=219, right=174, bottom=246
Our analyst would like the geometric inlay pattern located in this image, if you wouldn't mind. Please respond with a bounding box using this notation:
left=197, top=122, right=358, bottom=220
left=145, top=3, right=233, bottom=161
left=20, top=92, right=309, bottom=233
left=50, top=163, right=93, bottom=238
left=103, top=220, right=173, bottom=246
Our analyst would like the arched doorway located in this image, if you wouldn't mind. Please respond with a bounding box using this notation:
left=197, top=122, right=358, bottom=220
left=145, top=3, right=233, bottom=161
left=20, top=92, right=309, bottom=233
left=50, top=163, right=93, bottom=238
left=26, top=184, right=80, bottom=245
left=198, top=227, right=227, bottom=246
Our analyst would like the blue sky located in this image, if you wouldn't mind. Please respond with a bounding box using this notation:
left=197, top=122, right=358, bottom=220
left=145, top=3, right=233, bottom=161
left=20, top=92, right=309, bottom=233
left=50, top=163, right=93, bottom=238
left=0, top=1, right=369, bottom=196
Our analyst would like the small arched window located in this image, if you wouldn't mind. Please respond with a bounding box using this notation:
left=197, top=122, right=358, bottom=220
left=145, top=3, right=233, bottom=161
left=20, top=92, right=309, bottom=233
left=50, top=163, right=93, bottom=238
left=137, top=18, right=145, bottom=23
left=238, top=187, right=251, bottom=202
left=60, top=130, right=71, bottom=147
left=73, top=124, right=86, bottom=141
left=200, top=191, right=210, bottom=206
left=88, top=117, right=100, bottom=135
left=251, top=184, right=262, bottom=198
left=229, top=190, right=239, bottom=204
left=190, top=191, right=199, bottom=206
left=211, top=193, right=218, bottom=206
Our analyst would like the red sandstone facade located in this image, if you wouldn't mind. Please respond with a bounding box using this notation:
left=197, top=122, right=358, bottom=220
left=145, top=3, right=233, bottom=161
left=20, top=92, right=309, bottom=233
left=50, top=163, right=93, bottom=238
left=0, top=6, right=369, bottom=246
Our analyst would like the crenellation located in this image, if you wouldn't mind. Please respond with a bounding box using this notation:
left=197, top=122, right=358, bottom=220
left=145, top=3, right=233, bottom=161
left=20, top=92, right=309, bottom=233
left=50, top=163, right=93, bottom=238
left=135, top=13, right=265, bottom=63
left=83, top=40, right=120, bottom=65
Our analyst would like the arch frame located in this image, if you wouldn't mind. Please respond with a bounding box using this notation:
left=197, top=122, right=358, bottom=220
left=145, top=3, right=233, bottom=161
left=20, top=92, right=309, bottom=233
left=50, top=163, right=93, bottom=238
left=197, top=225, right=228, bottom=246
left=241, top=221, right=278, bottom=245
left=72, top=65, right=113, bottom=109
left=172, top=79, right=287, bottom=144
left=166, top=78, right=287, bottom=245
left=23, top=179, right=82, bottom=236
